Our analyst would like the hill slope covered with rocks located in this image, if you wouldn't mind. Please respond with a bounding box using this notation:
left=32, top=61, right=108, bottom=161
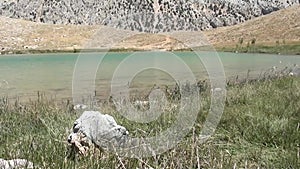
left=0, top=0, right=299, bottom=32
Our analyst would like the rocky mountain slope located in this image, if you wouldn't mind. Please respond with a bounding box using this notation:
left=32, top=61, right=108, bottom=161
left=205, top=4, right=300, bottom=47
left=0, top=0, right=299, bottom=32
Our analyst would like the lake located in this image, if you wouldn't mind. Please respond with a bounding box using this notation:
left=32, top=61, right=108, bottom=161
left=0, top=51, right=299, bottom=102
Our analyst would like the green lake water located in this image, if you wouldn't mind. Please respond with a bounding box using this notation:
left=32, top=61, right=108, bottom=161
left=0, top=52, right=299, bottom=101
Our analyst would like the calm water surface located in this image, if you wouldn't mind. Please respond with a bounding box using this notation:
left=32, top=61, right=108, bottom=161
left=0, top=52, right=299, bottom=101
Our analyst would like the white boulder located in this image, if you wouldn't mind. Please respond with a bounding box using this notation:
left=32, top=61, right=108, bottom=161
left=67, top=111, right=129, bottom=156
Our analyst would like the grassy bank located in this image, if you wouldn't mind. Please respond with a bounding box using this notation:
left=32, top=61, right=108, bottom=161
left=215, top=42, right=300, bottom=55
left=1, top=77, right=300, bottom=168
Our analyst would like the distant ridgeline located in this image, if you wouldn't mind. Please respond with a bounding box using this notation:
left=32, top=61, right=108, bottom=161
left=0, top=0, right=299, bottom=32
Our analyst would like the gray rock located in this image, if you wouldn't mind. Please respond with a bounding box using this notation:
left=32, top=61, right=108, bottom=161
left=0, top=158, right=33, bottom=169
left=221, top=14, right=237, bottom=26
left=210, top=17, right=224, bottom=28
left=67, top=111, right=128, bottom=155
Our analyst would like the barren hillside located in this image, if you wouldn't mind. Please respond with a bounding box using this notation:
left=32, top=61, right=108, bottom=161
left=0, top=5, right=299, bottom=53
left=204, top=5, right=300, bottom=48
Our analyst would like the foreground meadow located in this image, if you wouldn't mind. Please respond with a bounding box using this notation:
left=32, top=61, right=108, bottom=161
left=1, top=77, right=299, bottom=168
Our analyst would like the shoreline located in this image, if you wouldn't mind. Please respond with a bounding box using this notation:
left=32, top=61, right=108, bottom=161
left=1, top=43, right=300, bottom=55
left=215, top=43, right=300, bottom=55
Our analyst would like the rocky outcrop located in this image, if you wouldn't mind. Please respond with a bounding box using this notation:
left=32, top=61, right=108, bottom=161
left=0, top=0, right=299, bottom=32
